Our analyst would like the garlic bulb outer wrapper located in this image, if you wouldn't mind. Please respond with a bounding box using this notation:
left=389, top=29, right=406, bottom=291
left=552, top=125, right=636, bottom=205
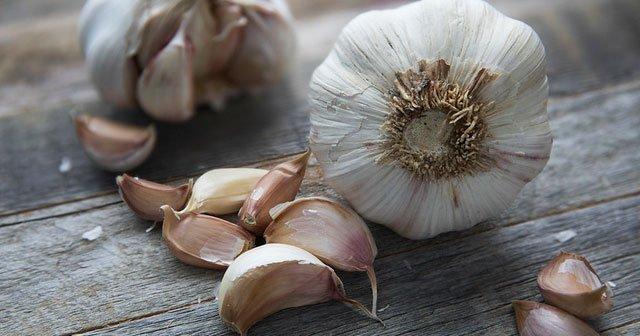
left=264, top=197, right=379, bottom=314
left=238, top=150, right=310, bottom=234
left=161, top=206, right=254, bottom=269
left=117, top=174, right=193, bottom=221
left=179, top=168, right=268, bottom=216
left=538, top=252, right=613, bottom=318
left=217, top=244, right=377, bottom=335
left=308, top=0, right=553, bottom=239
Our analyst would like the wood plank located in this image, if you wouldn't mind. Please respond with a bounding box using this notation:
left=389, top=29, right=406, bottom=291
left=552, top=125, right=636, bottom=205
left=1, top=83, right=639, bottom=335
left=73, top=196, right=640, bottom=335
left=2, top=0, right=640, bottom=215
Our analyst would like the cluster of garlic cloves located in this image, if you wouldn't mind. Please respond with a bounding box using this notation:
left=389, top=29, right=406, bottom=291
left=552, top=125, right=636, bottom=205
left=73, top=114, right=157, bottom=172
left=217, top=244, right=377, bottom=335
left=161, top=206, right=254, bottom=269
left=238, top=151, right=311, bottom=234
left=309, top=0, right=553, bottom=239
left=537, top=252, right=613, bottom=319
left=513, top=301, right=599, bottom=336
left=117, top=174, right=193, bottom=221
left=79, top=0, right=296, bottom=122
left=264, top=197, right=379, bottom=315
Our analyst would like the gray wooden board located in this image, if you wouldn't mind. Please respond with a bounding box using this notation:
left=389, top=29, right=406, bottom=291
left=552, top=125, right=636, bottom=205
left=76, top=195, right=640, bottom=335
left=2, top=0, right=640, bottom=214
left=1, top=83, right=640, bottom=335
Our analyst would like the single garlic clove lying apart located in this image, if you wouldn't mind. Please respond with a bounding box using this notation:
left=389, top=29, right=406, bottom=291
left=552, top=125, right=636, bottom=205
left=161, top=206, right=254, bottom=269
left=513, top=301, right=599, bottom=336
left=264, top=197, right=379, bottom=315
left=179, top=168, right=268, bottom=216
left=217, top=243, right=378, bottom=335
left=238, top=151, right=311, bottom=234
left=116, top=174, right=193, bottom=221
left=73, top=114, right=156, bottom=172
left=537, top=252, right=613, bottom=318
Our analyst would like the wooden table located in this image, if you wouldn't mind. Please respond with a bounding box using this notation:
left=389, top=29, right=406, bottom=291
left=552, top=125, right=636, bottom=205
left=1, top=0, right=639, bottom=335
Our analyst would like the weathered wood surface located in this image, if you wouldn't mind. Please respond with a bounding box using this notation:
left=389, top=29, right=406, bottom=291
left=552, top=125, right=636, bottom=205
left=1, top=0, right=640, bottom=335
left=1, top=0, right=640, bottom=215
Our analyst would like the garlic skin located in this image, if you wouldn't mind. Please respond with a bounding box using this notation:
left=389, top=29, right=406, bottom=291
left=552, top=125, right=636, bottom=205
left=264, top=197, right=379, bottom=314
left=79, top=0, right=296, bottom=122
left=238, top=151, right=310, bottom=234
left=538, top=252, right=613, bottom=318
left=217, top=243, right=377, bottom=335
left=308, top=0, right=552, bottom=239
left=116, top=174, right=192, bottom=221
left=513, top=301, right=599, bottom=336
left=161, top=206, right=254, bottom=269
left=179, top=168, right=268, bottom=215
left=73, top=114, right=156, bottom=172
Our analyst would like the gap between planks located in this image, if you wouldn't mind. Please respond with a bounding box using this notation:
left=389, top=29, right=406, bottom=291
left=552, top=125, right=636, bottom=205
left=59, top=193, right=640, bottom=335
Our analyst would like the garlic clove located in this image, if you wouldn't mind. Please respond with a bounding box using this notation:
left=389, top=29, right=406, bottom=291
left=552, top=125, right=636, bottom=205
left=217, top=243, right=378, bottom=335
left=78, top=0, right=139, bottom=108
left=537, top=252, right=613, bottom=318
left=180, top=168, right=269, bottom=216
left=513, top=301, right=599, bottom=336
left=73, top=114, right=156, bottom=172
left=238, top=151, right=310, bottom=234
left=264, top=197, right=379, bottom=314
left=161, top=206, right=254, bottom=269
left=225, top=0, right=297, bottom=87
left=136, top=20, right=195, bottom=123
left=116, top=174, right=192, bottom=221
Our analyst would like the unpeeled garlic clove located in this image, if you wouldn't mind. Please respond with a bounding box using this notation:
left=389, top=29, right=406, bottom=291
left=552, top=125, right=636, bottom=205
left=161, top=206, right=254, bottom=269
left=73, top=114, right=156, bottom=172
left=136, top=20, right=195, bottom=123
left=116, top=174, right=192, bottom=221
left=238, top=151, right=310, bottom=234
left=537, top=252, right=613, bottom=318
left=179, top=168, right=268, bottom=216
left=217, top=243, right=378, bottom=335
left=513, top=301, right=599, bottom=336
left=264, top=197, right=379, bottom=315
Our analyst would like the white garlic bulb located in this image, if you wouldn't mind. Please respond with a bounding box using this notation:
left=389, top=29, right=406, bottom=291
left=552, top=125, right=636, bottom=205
left=79, top=0, right=296, bottom=122
left=309, top=0, right=553, bottom=239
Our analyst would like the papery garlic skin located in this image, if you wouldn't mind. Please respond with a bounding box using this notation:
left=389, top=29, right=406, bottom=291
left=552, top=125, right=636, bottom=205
left=217, top=244, right=376, bottom=335
left=117, top=174, right=193, bottom=221
left=309, top=0, right=552, bottom=240
left=538, top=252, right=613, bottom=318
left=79, top=0, right=296, bottom=122
left=180, top=168, right=268, bottom=215
left=513, top=301, right=599, bottom=336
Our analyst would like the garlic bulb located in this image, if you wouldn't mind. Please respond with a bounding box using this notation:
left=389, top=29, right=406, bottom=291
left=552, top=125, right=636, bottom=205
left=117, top=174, right=193, bottom=221
left=264, top=197, right=379, bottom=314
left=538, top=252, right=613, bottom=318
left=73, top=114, right=157, bottom=172
left=79, top=0, right=296, bottom=122
left=308, top=0, right=552, bottom=239
left=513, top=301, right=599, bottom=336
left=161, top=206, right=254, bottom=269
left=179, top=168, right=268, bottom=215
left=217, top=243, right=377, bottom=335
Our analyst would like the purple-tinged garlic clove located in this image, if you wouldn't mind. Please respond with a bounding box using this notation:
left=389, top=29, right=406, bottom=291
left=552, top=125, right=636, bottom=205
left=264, top=197, right=379, bottom=315
left=73, top=114, right=156, bottom=172
left=161, top=206, right=254, bottom=270
left=238, top=151, right=310, bottom=234
left=179, top=168, right=268, bottom=216
left=538, top=252, right=613, bottom=318
left=217, top=243, right=378, bottom=335
left=116, top=174, right=192, bottom=221
left=513, top=301, right=599, bottom=336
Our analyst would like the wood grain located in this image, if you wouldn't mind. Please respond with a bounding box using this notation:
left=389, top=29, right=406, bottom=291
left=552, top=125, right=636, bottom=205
left=1, top=0, right=640, bottom=215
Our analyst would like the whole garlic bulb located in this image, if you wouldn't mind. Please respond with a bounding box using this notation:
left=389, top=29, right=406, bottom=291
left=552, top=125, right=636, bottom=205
left=79, top=0, right=296, bottom=122
left=309, top=0, right=553, bottom=239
